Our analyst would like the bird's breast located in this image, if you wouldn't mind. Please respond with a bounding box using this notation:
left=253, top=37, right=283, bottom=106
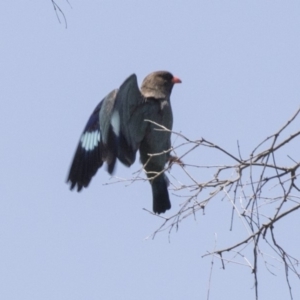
left=143, top=99, right=173, bottom=130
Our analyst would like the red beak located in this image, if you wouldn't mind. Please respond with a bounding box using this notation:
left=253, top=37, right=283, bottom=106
left=172, top=76, right=182, bottom=84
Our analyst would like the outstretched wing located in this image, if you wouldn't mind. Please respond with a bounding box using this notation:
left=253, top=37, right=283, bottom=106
left=113, top=74, right=148, bottom=166
left=67, top=89, right=118, bottom=191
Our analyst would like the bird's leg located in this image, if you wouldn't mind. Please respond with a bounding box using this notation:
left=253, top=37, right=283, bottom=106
left=168, top=155, right=184, bottom=167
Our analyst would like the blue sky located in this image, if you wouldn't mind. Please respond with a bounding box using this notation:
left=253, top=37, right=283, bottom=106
left=1, top=1, right=300, bottom=299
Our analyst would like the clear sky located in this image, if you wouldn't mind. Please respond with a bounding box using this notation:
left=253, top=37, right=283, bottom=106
left=1, top=1, right=300, bottom=299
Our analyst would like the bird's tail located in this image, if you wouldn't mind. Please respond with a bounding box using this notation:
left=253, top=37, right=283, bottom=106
left=151, top=174, right=171, bottom=214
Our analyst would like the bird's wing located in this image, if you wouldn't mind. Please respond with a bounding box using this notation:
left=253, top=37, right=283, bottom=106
left=67, top=90, right=118, bottom=191
left=113, top=74, right=148, bottom=166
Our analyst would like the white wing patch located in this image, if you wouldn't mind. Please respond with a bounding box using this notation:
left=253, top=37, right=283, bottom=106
left=80, top=131, right=101, bottom=151
left=111, top=110, right=120, bottom=137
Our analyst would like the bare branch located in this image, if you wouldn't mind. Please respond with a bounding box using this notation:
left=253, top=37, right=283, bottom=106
left=51, top=0, right=72, bottom=28
left=143, top=107, right=300, bottom=299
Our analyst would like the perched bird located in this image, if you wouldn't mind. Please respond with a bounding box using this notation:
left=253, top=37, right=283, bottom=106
left=67, top=71, right=181, bottom=214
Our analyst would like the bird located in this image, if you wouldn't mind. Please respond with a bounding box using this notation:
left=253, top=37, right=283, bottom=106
left=67, top=71, right=181, bottom=214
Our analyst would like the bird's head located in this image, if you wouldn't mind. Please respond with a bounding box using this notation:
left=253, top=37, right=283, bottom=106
left=141, top=71, right=181, bottom=99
